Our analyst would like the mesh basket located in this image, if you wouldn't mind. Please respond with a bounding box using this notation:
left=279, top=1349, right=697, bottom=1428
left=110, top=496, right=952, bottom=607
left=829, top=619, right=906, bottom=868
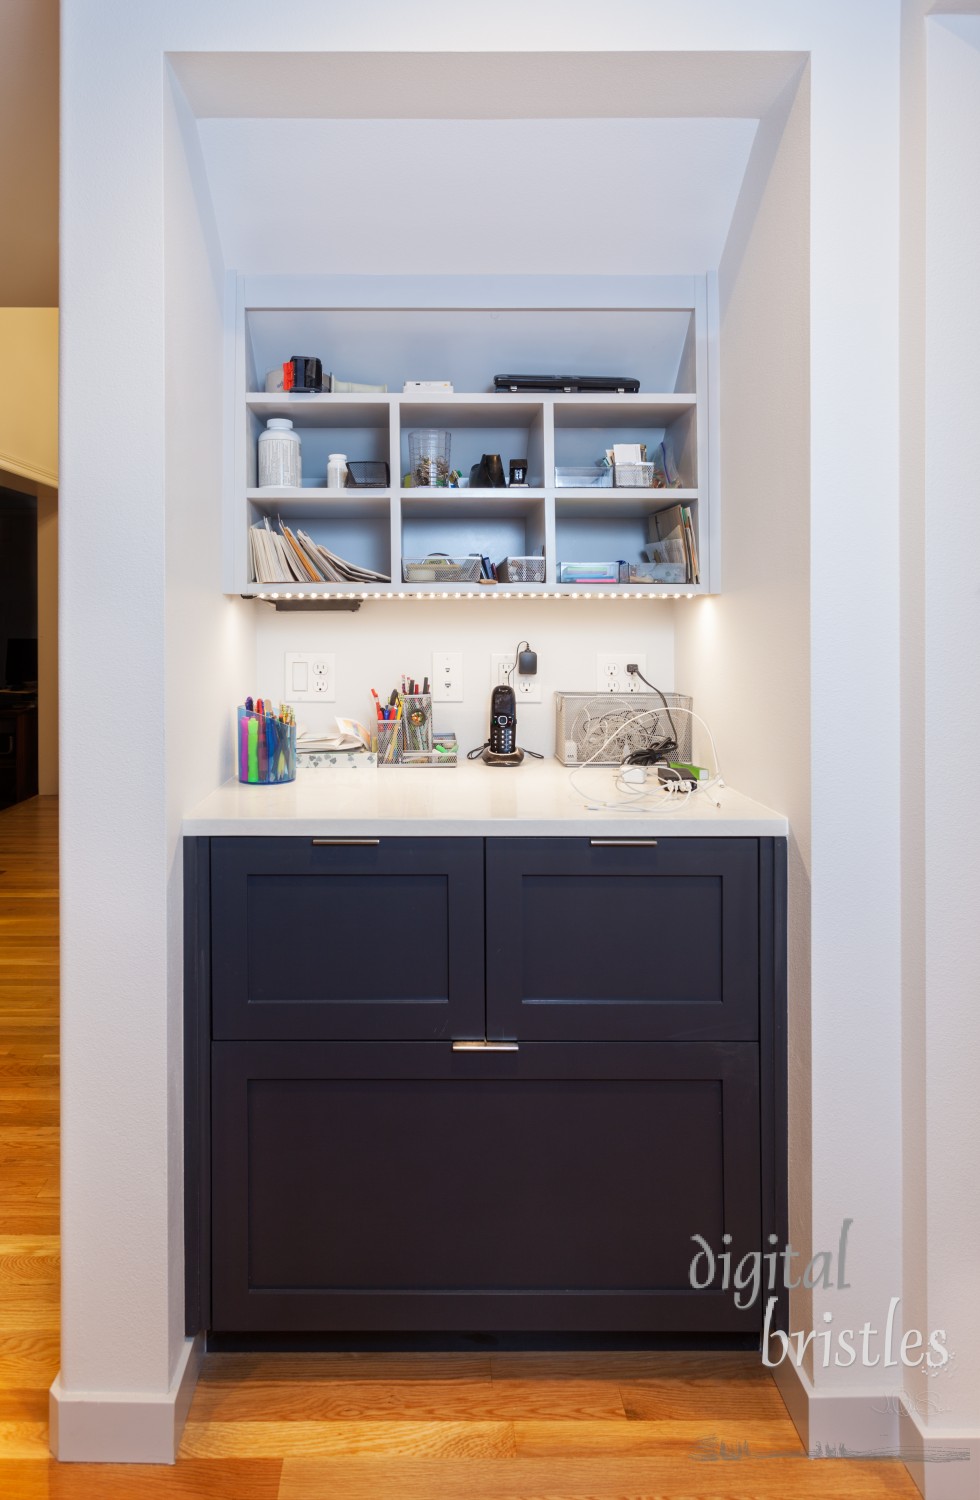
left=554, top=691, right=693, bottom=767
left=497, top=556, right=546, bottom=583
left=614, top=461, right=656, bottom=488
left=402, top=555, right=482, bottom=584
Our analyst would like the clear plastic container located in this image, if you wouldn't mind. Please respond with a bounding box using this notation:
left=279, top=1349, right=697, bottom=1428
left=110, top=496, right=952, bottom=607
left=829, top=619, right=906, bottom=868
left=408, top=429, right=451, bottom=488
left=258, top=418, right=302, bottom=488
left=237, top=708, right=296, bottom=783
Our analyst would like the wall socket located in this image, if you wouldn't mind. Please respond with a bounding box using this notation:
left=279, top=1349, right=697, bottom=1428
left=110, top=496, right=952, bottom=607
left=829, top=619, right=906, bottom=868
left=431, top=650, right=463, bottom=702
left=284, top=652, right=336, bottom=702
left=491, top=652, right=542, bottom=702
left=596, top=652, right=647, bottom=694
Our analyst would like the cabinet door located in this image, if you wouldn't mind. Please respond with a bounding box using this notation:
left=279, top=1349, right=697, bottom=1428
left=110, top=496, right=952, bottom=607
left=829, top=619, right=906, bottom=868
left=486, top=838, right=759, bottom=1041
left=210, top=1039, right=761, bottom=1334
left=210, top=837, right=484, bottom=1041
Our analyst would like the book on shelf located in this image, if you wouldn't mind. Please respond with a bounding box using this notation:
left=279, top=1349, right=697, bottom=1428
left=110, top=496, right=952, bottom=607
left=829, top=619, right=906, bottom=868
left=250, top=517, right=390, bottom=585
left=647, top=504, right=700, bottom=584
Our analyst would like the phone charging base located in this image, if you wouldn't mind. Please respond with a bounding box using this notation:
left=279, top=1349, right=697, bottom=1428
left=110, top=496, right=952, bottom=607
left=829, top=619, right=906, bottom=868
left=481, top=747, right=525, bottom=767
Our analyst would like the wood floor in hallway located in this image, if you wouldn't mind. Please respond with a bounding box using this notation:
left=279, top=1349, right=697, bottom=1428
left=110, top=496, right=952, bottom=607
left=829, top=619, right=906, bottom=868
left=0, top=795, right=922, bottom=1498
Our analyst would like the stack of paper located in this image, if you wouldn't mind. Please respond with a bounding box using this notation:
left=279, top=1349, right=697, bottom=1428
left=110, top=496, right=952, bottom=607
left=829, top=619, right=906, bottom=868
left=249, top=517, right=390, bottom=584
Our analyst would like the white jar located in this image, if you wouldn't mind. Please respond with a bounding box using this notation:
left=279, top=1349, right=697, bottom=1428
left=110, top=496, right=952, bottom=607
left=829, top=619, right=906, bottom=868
left=258, top=418, right=302, bottom=488
left=327, top=452, right=348, bottom=490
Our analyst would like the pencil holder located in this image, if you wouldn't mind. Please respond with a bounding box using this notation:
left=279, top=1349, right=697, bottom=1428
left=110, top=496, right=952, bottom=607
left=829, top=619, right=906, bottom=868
left=400, top=695, right=433, bottom=756
left=376, top=721, right=402, bottom=766
left=237, top=708, right=296, bottom=784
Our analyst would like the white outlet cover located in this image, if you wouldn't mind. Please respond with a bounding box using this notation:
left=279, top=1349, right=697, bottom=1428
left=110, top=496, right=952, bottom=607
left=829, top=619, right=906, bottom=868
left=491, top=652, right=541, bottom=702
left=431, top=651, right=463, bottom=703
left=595, top=651, right=647, bottom=693
left=285, top=652, right=335, bottom=702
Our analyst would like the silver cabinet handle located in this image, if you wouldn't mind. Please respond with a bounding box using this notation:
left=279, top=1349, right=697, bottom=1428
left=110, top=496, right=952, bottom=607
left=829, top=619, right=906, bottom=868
left=590, top=839, right=658, bottom=847
left=452, top=1040, right=519, bottom=1052
left=312, top=838, right=380, bottom=846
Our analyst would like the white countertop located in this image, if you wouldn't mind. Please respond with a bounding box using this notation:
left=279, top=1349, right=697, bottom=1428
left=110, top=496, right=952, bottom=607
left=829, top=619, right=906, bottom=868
left=183, top=758, right=787, bottom=837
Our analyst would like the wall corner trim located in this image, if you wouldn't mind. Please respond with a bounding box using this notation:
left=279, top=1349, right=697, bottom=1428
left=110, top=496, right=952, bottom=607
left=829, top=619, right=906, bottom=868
left=0, top=449, right=58, bottom=490
left=898, top=1403, right=980, bottom=1500
left=48, top=1334, right=204, bottom=1464
left=771, top=1353, right=903, bottom=1457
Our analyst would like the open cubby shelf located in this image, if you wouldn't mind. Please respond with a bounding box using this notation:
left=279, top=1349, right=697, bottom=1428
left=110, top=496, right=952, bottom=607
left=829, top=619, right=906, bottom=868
left=228, top=291, right=714, bottom=599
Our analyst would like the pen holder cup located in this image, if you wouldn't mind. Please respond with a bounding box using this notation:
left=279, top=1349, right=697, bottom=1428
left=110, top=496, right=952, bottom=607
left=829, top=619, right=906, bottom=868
left=237, top=709, right=296, bottom=784
left=400, top=695, right=433, bottom=757
left=375, top=695, right=434, bottom=767
left=376, top=722, right=402, bottom=766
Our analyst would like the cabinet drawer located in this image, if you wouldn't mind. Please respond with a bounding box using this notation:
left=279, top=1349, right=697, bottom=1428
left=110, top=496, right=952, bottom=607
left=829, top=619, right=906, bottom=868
left=210, top=837, right=485, bottom=1040
left=210, top=1039, right=761, bottom=1333
left=486, top=838, right=759, bottom=1041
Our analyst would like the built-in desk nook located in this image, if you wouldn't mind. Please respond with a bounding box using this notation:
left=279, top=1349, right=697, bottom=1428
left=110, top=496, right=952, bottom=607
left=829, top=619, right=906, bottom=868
left=183, top=765, right=787, bottom=1342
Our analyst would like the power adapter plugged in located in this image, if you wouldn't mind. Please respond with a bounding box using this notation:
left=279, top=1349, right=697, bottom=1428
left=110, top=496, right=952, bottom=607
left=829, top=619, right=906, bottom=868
left=621, top=765, right=647, bottom=786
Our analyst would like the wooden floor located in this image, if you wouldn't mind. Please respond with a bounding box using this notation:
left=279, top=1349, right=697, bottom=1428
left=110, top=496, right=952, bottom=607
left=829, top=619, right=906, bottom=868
left=0, top=795, right=921, bottom=1498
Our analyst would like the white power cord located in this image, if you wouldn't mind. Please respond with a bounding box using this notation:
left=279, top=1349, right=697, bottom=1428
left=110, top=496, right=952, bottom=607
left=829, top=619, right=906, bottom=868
left=567, top=704, right=726, bottom=813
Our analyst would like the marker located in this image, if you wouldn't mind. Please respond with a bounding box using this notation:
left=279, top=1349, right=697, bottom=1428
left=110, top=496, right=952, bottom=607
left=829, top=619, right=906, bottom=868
left=247, top=714, right=259, bottom=782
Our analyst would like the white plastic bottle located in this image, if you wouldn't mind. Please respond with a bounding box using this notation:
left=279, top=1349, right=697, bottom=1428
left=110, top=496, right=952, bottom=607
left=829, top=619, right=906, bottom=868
left=258, top=418, right=302, bottom=488
left=327, top=452, right=348, bottom=490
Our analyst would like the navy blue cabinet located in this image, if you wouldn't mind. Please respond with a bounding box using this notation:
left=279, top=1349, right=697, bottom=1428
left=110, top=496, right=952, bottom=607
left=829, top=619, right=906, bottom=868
left=186, top=835, right=786, bottom=1339
left=486, top=838, right=759, bottom=1041
left=210, top=836, right=485, bottom=1041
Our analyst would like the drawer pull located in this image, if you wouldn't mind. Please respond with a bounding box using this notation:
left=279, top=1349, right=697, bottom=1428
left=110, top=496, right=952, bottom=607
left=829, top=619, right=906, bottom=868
left=452, top=1040, right=519, bottom=1052
left=312, top=838, right=381, bottom=846
left=590, top=838, right=658, bottom=847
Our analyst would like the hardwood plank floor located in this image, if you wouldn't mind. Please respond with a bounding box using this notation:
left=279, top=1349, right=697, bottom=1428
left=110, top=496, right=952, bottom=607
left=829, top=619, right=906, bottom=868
left=0, top=796, right=924, bottom=1499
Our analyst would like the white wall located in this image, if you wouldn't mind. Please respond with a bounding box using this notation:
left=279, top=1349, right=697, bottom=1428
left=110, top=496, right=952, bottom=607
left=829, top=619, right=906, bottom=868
left=163, top=69, right=256, bottom=1377
left=256, top=602, right=676, bottom=759
left=675, top=63, right=816, bottom=1356
left=58, top=0, right=907, bottom=1464
left=900, top=15, right=980, bottom=1490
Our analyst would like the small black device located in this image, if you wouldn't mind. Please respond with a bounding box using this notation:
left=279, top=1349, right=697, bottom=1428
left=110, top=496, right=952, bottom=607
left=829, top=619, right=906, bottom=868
left=476, top=684, right=524, bottom=766
left=284, top=356, right=323, bottom=393
left=493, top=374, right=641, bottom=394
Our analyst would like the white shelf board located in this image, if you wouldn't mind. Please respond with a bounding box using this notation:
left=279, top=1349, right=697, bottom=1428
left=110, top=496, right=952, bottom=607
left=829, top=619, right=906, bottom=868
left=399, top=395, right=545, bottom=427
left=555, top=487, right=699, bottom=518
left=240, top=584, right=709, bottom=600
left=552, top=582, right=705, bottom=597
left=552, top=395, right=697, bottom=427
left=246, top=393, right=391, bottom=427
left=247, top=487, right=390, bottom=520
left=400, top=488, right=545, bottom=519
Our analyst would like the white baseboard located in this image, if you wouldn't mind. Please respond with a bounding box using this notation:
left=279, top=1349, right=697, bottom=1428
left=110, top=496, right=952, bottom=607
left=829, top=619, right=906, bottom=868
left=899, top=1404, right=980, bottom=1500
left=772, top=1355, right=901, bottom=1453
left=49, top=1334, right=204, bottom=1463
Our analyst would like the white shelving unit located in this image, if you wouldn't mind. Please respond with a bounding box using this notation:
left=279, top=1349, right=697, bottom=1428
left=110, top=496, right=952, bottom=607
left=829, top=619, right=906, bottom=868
left=226, top=286, right=715, bottom=603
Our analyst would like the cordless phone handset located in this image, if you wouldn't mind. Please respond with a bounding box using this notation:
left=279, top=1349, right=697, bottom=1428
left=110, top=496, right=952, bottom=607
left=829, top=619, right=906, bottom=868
left=488, top=684, right=517, bottom=756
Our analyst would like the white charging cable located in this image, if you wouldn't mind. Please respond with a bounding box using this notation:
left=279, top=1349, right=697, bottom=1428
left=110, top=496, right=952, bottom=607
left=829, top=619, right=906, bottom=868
left=567, top=704, right=725, bottom=812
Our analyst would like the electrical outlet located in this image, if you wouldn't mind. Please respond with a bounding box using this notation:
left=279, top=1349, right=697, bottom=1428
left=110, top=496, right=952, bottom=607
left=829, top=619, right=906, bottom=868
left=285, top=652, right=336, bottom=702
left=595, top=652, right=647, bottom=694
left=491, top=652, right=541, bottom=702
left=431, top=650, right=463, bottom=702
